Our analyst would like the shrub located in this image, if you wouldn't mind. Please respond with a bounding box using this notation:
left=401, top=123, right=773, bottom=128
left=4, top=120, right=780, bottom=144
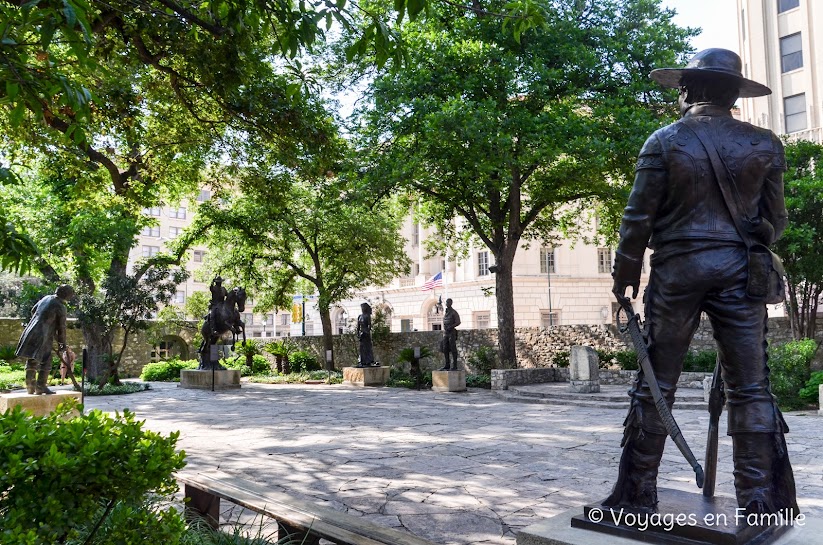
left=467, top=346, right=497, bottom=375
left=140, top=358, right=199, bottom=381
left=683, top=350, right=718, bottom=372
left=768, top=339, right=817, bottom=411
left=466, top=374, right=491, bottom=388
left=551, top=351, right=570, bottom=368
left=396, top=346, right=435, bottom=366
left=68, top=496, right=187, bottom=545
left=289, top=350, right=321, bottom=373
left=222, top=354, right=270, bottom=376
left=0, top=401, right=186, bottom=544
left=0, top=344, right=17, bottom=361
left=387, top=368, right=432, bottom=389
left=799, top=370, right=823, bottom=405
left=0, top=365, right=25, bottom=390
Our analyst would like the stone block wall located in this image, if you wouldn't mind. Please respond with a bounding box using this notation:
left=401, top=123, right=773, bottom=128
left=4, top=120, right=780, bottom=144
left=0, top=315, right=818, bottom=379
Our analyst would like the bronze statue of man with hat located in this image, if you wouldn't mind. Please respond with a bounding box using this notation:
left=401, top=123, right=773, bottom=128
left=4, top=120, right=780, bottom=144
left=607, top=49, right=798, bottom=518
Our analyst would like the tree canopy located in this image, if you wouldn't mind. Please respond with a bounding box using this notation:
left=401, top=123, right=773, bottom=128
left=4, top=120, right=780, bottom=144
left=351, top=0, right=695, bottom=365
left=773, top=139, right=823, bottom=340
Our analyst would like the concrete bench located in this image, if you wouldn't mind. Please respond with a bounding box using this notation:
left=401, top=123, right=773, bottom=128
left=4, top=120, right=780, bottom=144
left=177, top=470, right=436, bottom=545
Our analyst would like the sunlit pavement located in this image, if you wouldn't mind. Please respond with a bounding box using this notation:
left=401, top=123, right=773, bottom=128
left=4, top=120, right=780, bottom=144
left=85, top=382, right=823, bottom=544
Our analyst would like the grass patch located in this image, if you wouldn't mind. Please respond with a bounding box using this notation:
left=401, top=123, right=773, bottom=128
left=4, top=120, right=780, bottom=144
left=82, top=382, right=152, bottom=396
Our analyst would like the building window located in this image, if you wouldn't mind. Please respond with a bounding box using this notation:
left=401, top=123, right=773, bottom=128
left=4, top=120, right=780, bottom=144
left=143, top=206, right=161, bottom=217
left=478, top=251, right=490, bottom=276
left=778, top=0, right=799, bottom=13
left=411, top=223, right=419, bottom=247
left=474, top=312, right=491, bottom=329
left=169, top=207, right=187, bottom=219
left=597, top=248, right=612, bottom=274
left=400, top=319, right=413, bottom=332
left=168, top=226, right=181, bottom=238
left=785, top=93, right=807, bottom=133
left=780, top=33, right=802, bottom=73
left=280, top=313, right=289, bottom=326
left=540, top=311, right=559, bottom=328
left=175, top=291, right=186, bottom=304
left=242, top=313, right=254, bottom=325
left=141, top=226, right=160, bottom=237
left=197, top=189, right=211, bottom=202
left=142, top=245, right=160, bottom=257
left=264, top=314, right=273, bottom=326
left=193, top=250, right=206, bottom=263
left=414, top=263, right=420, bottom=276
left=540, top=247, right=556, bottom=274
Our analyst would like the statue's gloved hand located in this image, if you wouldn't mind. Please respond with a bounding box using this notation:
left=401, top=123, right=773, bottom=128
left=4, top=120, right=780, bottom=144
left=612, top=251, right=643, bottom=300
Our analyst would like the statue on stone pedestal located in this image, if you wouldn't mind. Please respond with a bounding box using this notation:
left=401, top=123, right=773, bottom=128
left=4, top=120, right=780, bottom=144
left=198, top=279, right=246, bottom=370
left=356, top=302, right=375, bottom=367
left=439, top=298, right=460, bottom=371
left=15, top=285, right=76, bottom=395
left=607, top=48, right=798, bottom=518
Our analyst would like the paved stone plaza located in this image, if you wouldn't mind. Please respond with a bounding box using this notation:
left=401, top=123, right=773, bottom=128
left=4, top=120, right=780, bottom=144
left=85, top=383, right=823, bottom=544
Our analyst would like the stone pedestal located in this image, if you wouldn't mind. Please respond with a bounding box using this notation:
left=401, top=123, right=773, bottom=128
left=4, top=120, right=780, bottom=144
left=343, top=366, right=389, bottom=387
left=0, top=391, right=82, bottom=417
left=569, top=346, right=600, bottom=393
left=519, top=488, right=818, bottom=545
left=432, top=370, right=467, bottom=392
left=179, top=369, right=241, bottom=390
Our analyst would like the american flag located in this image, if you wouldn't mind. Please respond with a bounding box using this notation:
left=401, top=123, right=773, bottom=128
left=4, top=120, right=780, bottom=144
left=421, top=271, right=443, bottom=291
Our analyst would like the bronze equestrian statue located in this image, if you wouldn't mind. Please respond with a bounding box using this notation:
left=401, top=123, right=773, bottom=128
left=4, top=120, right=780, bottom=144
left=198, top=283, right=247, bottom=370
left=607, top=49, right=798, bottom=518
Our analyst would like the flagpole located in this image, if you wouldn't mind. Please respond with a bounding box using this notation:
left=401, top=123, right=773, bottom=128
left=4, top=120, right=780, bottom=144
left=443, top=249, right=449, bottom=300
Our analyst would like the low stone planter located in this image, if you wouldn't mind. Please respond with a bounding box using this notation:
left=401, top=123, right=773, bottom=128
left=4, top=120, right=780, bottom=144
left=343, top=366, right=390, bottom=387
left=432, top=370, right=467, bottom=392
left=0, top=391, right=82, bottom=417
left=179, top=369, right=241, bottom=390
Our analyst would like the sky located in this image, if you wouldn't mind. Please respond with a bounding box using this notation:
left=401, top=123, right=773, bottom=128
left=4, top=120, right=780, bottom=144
left=660, top=0, right=740, bottom=54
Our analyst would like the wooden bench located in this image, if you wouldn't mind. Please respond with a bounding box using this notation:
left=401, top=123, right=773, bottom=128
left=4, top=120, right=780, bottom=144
left=177, top=470, right=437, bottom=545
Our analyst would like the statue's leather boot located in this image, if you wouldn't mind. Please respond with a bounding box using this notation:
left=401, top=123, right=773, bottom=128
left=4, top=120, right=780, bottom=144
left=733, top=432, right=776, bottom=514
left=34, top=370, right=55, bottom=395
left=603, top=430, right=667, bottom=513
left=25, top=369, right=37, bottom=395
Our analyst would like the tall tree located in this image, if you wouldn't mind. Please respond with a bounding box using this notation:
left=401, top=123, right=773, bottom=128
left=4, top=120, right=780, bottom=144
left=179, top=158, right=410, bottom=370
left=772, top=140, right=823, bottom=340
left=351, top=0, right=695, bottom=366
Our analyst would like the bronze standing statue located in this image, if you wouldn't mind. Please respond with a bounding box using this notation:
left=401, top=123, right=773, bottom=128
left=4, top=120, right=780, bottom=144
left=16, top=285, right=76, bottom=395
left=356, top=302, right=375, bottom=367
left=607, top=49, right=798, bottom=517
left=439, top=298, right=460, bottom=371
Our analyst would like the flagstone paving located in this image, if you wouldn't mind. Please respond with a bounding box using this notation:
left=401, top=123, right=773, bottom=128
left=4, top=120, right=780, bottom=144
left=84, top=383, right=823, bottom=544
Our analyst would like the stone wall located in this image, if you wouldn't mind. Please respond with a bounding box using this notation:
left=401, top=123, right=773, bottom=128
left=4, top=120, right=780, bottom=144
left=1, top=315, right=819, bottom=378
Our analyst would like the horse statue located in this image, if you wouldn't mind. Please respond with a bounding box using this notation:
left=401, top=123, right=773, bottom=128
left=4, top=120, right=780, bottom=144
left=198, top=286, right=247, bottom=370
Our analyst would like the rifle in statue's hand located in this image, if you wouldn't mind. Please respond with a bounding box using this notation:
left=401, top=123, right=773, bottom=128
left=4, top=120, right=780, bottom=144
left=703, top=356, right=724, bottom=497
left=616, top=295, right=705, bottom=489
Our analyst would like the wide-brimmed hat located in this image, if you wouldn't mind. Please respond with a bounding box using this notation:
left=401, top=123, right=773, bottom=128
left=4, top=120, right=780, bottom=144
left=650, top=48, right=771, bottom=98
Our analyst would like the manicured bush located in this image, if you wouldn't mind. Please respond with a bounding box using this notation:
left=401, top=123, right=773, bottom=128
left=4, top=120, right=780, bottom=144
left=799, top=371, right=823, bottom=405
left=768, top=339, right=817, bottom=411
left=140, top=358, right=199, bottom=381
left=0, top=401, right=186, bottom=544
left=289, top=350, right=321, bottom=373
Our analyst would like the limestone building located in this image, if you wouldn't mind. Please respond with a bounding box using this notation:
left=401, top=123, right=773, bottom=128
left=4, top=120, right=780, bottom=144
left=737, top=0, right=823, bottom=142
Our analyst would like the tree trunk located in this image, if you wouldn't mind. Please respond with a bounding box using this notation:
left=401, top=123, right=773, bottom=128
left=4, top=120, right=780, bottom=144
left=81, top=324, right=108, bottom=382
left=319, top=309, right=334, bottom=370
left=494, top=246, right=518, bottom=368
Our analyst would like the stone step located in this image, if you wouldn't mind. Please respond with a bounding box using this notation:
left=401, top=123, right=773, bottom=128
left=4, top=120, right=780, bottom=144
left=496, top=382, right=708, bottom=410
